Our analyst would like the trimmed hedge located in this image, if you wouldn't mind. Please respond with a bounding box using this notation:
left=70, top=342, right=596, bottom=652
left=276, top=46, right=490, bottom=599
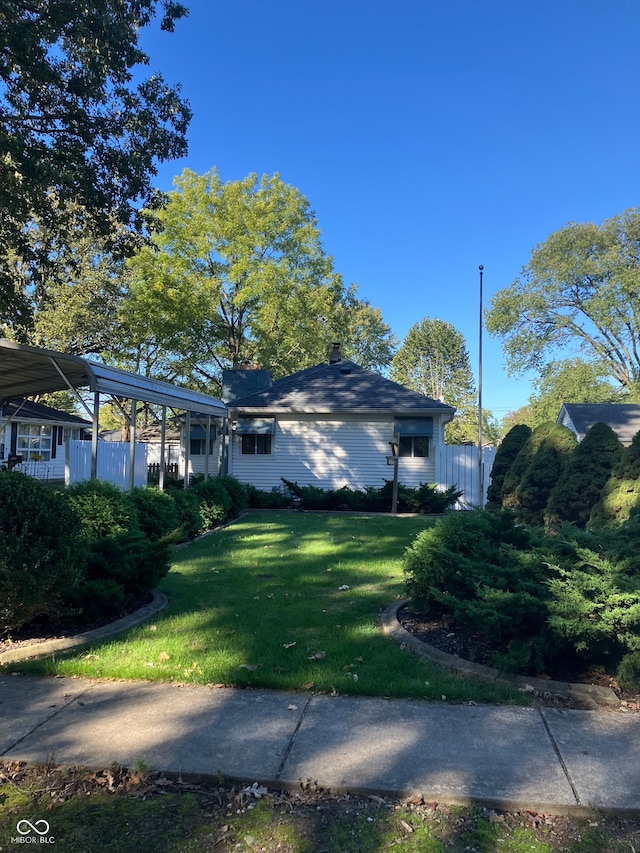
left=545, top=422, right=623, bottom=529
left=0, top=472, right=84, bottom=634
left=280, top=478, right=462, bottom=513
left=589, top=431, right=640, bottom=528
left=486, top=423, right=532, bottom=510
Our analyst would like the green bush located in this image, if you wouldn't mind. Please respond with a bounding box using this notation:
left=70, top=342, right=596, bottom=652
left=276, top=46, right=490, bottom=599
left=486, top=424, right=532, bottom=509
left=514, top=423, right=576, bottom=526
left=127, top=487, right=180, bottom=541
left=404, top=509, right=640, bottom=674
left=169, top=488, right=203, bottom=539
left=403, top=510, right=555, bottom=671
left=65, top=479, right=138, bottom=538
left=246, top=484, right=291, bottom=509
left=617, top=652, right=640, bottom=691
left=545, top=422, right=623, bottom=529
left=589, top=430, right=640, bottom=528
left=280, top=478, right=461, bottom=513
left=500, top=422, right=559, bottom=513
left=216, top=475, right=249, bottom=517
left=0, top=471, right=84, bottom=634
left=192, top=478, right=232, bottom=529
left=64, top=479, right=171, bottom=620
left=546, top=527, right=640, bottom=668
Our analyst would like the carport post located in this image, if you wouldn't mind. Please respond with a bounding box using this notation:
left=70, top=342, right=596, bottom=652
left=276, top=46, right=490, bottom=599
left=184, top=410, right=191, bottom=489
left=129, top=399, right=137, bottom=490
left=159, top=406, right=167, bottom=490
left=91, top=390, right=100, bottom=479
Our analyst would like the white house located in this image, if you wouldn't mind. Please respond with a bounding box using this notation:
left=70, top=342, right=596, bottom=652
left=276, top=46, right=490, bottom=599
left=0, top=398, right=91, bottom=481
left=223, top=349, right=455, bottom=492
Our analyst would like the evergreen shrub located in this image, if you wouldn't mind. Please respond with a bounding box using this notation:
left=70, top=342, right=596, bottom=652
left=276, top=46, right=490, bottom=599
left=486, top=423, right=532, bottom=509
left=617, top=652, right=640, bottom=691
left=280, top=478, right=461, bottom=513
left=65, top=480, right=171, bottom=619
left=169, top=488, right=203, bottom=539
left=192, top=478, right=232, bottom=528
left=246, top=484, right=291, bottom=509
left=589, top=430, right=640, bottom=528
left=403, top=510, right=556, bottom=673
left=0, top=471, right=84, bottom=634
left=545, top=422, right=623, bottom=529
left=404, top=510, right=640, bottom=674
left=127, top=486, right=180, bottom=541
left=216, top=475, right=249, bottom=516
left=514, top=423, right=576, bottom=526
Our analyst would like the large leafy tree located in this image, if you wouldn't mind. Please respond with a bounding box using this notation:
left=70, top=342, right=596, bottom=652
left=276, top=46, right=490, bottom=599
left=527, top=358, right=620, bottom=427
left=123, top=168, right=395, bottom=388
left=12, top=204, right=130, bottom=355
left=390, top=317, right=481, bottom=443
left=0, top=0, right=191, bottom=335
left=486, top=209, right=640, bottom=395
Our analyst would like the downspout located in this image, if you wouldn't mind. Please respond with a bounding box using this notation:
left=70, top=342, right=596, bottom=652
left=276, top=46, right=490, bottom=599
left=91, top=388, right=100, bottom=480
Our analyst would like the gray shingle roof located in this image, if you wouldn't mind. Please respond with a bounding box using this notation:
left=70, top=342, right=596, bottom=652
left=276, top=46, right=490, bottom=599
left=228, top=361, right=456, bottom=416
left=2, top=398, right=91, bottom=426
left=559, top=403, right=640, bottom=444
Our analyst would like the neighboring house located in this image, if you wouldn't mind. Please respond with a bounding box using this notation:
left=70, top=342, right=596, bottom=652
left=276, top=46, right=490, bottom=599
left=224, top=349, right=455, bottom=492
left=557, top=403, right=640, bottom=446
left=0, top=399, right=91, bottom=481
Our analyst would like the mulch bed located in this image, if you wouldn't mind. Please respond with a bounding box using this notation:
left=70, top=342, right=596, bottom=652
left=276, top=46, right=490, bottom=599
left=398, top=603, right=640, bottom=712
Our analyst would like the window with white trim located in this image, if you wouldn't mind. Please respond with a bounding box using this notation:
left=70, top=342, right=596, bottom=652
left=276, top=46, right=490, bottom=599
left=17, top=424, right=53, bottom=461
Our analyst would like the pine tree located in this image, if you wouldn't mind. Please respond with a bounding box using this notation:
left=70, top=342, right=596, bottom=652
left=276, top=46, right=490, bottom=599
left=486, top=424, right=532, bottom=509
left=545, top=423, right=623, bottom=528
left=589, top=431, right=640, bottom=528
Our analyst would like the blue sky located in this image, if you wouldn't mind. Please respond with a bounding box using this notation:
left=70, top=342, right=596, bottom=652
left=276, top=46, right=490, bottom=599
left=139, top=0, right=639, bottom=418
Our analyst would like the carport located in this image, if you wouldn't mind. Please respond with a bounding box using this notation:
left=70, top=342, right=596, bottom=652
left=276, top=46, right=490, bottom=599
left=0, top=340, right=227, bottom=488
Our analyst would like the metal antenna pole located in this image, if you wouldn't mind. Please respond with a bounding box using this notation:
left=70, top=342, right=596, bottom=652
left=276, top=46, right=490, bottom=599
left=478, top=264, right=484, bottom=506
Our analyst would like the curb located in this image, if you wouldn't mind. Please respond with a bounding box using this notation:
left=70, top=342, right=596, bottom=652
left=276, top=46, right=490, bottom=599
left=381, top=599, right=620, bottom=708
left=0, top=591, right=169, bottom=665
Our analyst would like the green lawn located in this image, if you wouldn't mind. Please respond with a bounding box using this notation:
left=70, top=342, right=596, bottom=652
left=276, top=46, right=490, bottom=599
left=14, top=512, right=526, bottom=704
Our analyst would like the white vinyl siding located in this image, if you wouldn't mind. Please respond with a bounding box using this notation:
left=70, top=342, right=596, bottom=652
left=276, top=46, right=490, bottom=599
left=229, top=414, right=439, bottom=491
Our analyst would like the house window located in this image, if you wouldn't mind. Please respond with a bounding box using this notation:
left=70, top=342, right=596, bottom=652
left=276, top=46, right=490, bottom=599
left=190, top=437, right=216, bottom=456
left=17, top=424, right=53, bottom=461
left=398, top=435, right=430, bottom=458
left=241, top=434, right=272, bottom=455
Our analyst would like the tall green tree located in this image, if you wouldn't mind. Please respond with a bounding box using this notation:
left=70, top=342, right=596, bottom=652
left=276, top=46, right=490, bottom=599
left=486, top=209, right=640, bottom=395
left=390, top=317, right=479, bottom=443
left=0, top=0, right=191, bottom=336
left=527, top=358, right=620, bottom=427
left=123, top=168, right=395, bottom=388
left=10, top=205, right=130, bottom=356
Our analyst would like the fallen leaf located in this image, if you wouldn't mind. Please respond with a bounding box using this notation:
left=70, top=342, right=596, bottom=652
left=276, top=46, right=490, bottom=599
left=308, top=651, right=326, bottom=660
left=283, top=642, right=297, bottom=649
left=240, top=664, right=259, bottom=671
left=287, top=704, right=298, bottom=711
left=304, top=681, right=315, bottom=690
left=400, top=820, right=414, bottom=833
left=338, top=584, right=350, bottom=591
left=158, top=651, right=170, bottom=662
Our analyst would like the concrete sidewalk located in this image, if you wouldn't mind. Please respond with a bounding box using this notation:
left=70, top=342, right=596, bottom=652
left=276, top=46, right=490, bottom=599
left=1, top=675, right=639, bottom=815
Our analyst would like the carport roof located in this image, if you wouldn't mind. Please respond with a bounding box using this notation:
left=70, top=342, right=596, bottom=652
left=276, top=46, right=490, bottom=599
left=0, top=340, right=227, bottom=417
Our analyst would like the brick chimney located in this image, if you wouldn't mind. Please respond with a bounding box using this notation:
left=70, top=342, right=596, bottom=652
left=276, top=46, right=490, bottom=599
left=329, top=342, right=342, bottom=364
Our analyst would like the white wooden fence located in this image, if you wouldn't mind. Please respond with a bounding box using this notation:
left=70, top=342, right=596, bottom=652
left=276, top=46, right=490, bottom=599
left=65, top=440, right=148, bottom=489
left=436, top=444, right=497, bottom=509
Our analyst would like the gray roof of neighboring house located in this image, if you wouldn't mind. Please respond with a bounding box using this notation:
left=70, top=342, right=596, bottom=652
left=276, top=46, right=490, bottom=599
left=2, top=398, right=92, bottom=427
left=227, top=360, right=456, bottom=416
left=558, top=403, right=640, bottom=444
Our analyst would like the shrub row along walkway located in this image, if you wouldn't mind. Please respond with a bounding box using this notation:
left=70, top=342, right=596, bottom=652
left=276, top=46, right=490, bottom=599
left=1, top=672, right=639, bottom=814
